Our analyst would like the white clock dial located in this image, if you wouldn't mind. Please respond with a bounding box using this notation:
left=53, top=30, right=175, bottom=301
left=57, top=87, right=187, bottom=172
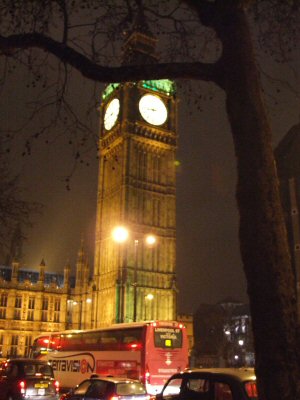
left=139, top=94, right=168, bottom=126
left=104, top=98, right=120, bottom=130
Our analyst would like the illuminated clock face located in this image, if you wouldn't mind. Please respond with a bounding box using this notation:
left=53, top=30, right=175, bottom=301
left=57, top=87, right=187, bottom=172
left=104, top=98, right=120, bottom=130
left=139, top=94, right=168, bottom=126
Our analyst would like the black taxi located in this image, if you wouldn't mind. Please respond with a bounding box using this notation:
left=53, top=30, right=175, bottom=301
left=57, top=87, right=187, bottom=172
left=156, top=368, right=257, bottom=400
left=0, top=358, right=59, bottom=400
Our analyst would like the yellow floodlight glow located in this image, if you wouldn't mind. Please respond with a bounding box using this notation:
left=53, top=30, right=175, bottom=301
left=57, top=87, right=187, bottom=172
left=145, top=293, right=154, bottom=301
left=112, top=226, right=129, bottom=243
left=145, top=235, right=156, bottom=246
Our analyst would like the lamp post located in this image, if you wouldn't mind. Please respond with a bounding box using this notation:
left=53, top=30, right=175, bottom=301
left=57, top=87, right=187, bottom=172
left=133, top=234, right=156, bottom=322
left=67, top=300, right=73, bottom=329
left=73, top=298, right=92, bottom=329
left=112, top=226, right=129, bottom=323
left=112, top=226, right=156, bottom=323
left=133, top=239, right=139, bottom=322
left=72, top=300, right=82, bottom=329
left=144, top=293, right=154, bottom=320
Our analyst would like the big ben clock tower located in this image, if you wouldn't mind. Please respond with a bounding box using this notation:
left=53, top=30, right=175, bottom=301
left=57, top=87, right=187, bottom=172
left=94, top=14, right=178, bottom=326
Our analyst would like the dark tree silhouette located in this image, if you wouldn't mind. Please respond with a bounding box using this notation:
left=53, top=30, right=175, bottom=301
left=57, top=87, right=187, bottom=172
left=0, top=147, right=41, bottom=261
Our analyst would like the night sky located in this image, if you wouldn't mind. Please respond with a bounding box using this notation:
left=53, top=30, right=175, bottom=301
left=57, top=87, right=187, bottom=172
left=1, top=33, right=299, bottom=316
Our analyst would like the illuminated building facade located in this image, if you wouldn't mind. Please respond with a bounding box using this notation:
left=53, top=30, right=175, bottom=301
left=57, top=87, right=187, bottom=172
left=93, top=20, right=178, bottom=326
left=0, top=16, right=181, bottom=357
left=0, top=244, right=93, bottom=358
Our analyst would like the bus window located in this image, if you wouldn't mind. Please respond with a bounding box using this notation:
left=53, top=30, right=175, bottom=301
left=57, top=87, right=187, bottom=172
left=82, top=332, right=101, bottom=350
left=60, top=333, right=83, bottom=351
left=80, top=331, right=121, bottom=351
left=50, top=335, right=62, bottom=351
left=99, top=330, right=120, bottom=350
left=154, top=327, right=183, bottom=348
left=120, top=328, right=143, bottom=350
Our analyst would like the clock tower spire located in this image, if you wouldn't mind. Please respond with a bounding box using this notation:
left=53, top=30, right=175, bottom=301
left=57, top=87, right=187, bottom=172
left=94, top=12, right=178, bottom=326
left=122, top=6, right=158, bottom=65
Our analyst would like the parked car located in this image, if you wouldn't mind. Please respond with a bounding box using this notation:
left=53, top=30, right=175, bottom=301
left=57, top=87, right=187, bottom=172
left=0, top=358, right=60, bottom=400
left=60, top=375, right=150, bottom=400
left=156, top=368, right=257, bottom=400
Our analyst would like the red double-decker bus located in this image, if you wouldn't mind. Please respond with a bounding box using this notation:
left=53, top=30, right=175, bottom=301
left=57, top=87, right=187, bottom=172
left=31, top=321, right=189, bottom=394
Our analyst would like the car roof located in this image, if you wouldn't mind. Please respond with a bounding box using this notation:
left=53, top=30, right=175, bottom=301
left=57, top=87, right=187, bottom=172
left=6, top=358, right=50, bottom=364
left=90, top=376, right=142, bottom=384
left=178, top=368, right=256, bottom=382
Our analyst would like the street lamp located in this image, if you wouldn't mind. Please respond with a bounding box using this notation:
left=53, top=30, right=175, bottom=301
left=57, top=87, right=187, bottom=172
left=145, top=235, right=156, bottom=246
left=145, top=293, right=154, bottom=301
left=144, top=293, right=154, bottom=320
left=112, top=226, right=129, bottom=243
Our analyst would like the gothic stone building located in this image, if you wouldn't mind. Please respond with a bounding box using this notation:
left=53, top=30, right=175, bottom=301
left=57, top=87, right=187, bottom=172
left=0, top=245, right=93, bottom=359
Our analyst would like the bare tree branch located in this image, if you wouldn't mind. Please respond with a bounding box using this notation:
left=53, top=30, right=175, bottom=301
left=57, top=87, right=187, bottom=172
left=0, top=32, right=220, bottom=83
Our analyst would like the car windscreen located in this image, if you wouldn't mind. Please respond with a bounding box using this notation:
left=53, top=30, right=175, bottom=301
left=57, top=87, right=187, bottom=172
left=116, top=382, right=147, bottom=395
left=74, top=380, right=93, bottom=395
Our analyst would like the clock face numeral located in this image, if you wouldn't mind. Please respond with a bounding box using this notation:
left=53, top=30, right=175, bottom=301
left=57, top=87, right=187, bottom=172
left=139, top=94, right=168, bottom=126
left=104, top=98, right=120, bottom=130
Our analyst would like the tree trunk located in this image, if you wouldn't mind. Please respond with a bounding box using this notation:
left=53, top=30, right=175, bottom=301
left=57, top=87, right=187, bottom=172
left=213, top=5, right=300, bottom=400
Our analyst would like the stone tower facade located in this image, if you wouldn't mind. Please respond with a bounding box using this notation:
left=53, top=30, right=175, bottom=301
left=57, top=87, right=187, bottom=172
left=94, top=23, right=178, bottom=326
